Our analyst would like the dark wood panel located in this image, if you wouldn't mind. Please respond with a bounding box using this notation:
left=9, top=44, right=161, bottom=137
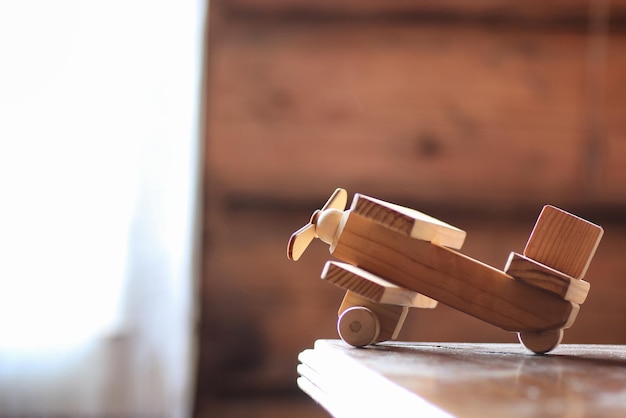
left=212, top=0, right=626, bottom=29
left=199, top=0, right=626, bottom=408
left=214, top=0, right=592, bottom=22
left=596, top=34, right=626, bottom=204
left=206, top=22, right=592, bottom=208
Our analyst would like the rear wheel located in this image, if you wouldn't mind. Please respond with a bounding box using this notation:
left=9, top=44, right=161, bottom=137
left=518, top=329, right=564, bottom=354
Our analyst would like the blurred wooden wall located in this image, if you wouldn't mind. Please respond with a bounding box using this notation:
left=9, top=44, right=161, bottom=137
left=196, top=0, right=626, bottom=410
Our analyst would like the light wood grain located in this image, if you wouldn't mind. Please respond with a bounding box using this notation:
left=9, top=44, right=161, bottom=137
left=333, top=212, right=578, bottom=332
left=524, top=205, right=603, bottom=279
left=338, top=291, right=408, bottom=343
left=322, top=261, right=438, bottom=308
left=350, top=194, right=466, bottom=249
left=299, top=340, right=626, bottom=418
left=505, top=252, right=590, bottom=304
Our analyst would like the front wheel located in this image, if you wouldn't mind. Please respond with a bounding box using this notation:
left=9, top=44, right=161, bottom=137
left=337, top=306, right=381, bottom=347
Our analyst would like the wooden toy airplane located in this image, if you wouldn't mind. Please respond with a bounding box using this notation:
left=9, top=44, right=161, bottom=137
left=287, top=188, right=603, bottom=354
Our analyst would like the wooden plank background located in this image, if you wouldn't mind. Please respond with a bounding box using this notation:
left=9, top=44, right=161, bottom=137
left=197, top=0, right=626, bottom=411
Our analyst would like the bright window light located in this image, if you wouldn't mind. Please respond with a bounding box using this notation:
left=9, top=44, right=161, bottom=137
left=0, top=0, right=199, bottom=350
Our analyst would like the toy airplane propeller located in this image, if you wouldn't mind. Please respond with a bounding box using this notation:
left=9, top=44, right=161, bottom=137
left=288, top=188, right=348, bottom=261
left=287, top=188, right=603, bottom=354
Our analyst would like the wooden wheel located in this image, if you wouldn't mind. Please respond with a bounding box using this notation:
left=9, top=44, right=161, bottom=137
left=518, top=329, right=564, bottom=354
left=337, top=306, right=381, bottom=347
